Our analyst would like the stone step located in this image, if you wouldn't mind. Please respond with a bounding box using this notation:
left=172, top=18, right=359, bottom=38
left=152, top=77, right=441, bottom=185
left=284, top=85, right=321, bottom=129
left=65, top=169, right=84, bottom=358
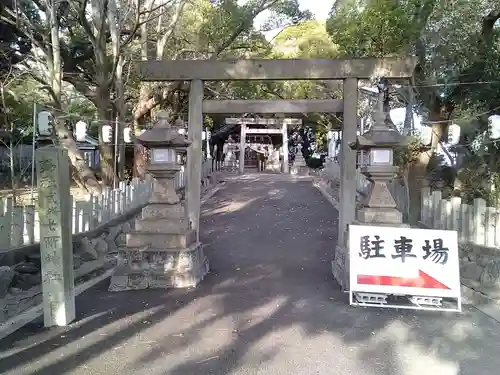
left=126, top=229, right=196, bottom=249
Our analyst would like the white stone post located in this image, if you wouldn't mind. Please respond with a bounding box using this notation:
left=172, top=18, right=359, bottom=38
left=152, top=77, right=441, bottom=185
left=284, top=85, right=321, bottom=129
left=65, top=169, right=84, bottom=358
left=36, top=146, right=75, bottom=327
left=282, top=120, right=289, bottom=173
left=187, top=79, right=204, bottom=241
left=359, top=117, right=365, bottom=167
left=239, top=122, right=246, bottom=174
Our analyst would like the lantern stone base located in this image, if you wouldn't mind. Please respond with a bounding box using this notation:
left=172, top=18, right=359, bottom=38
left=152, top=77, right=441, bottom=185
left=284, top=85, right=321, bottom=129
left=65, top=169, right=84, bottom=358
left=108, top=196, right=210, bottom=292
left=332, top=243, right=349, bottom=291
left=109, top=242, right=209, bottom=291
left=333, top=226, right=350, bottom=291
left=356, top=207, right=403, bottom=225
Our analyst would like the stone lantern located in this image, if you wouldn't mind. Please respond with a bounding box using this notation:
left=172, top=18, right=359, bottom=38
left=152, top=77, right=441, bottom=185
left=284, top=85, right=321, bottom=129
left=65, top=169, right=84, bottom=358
left=108, top=111, right=209, bottom=291
left=348, top=86, right=405, bottom=226
left=138, top=113, right=189, bottom=205
left=333, top=84, right=405, bottom=291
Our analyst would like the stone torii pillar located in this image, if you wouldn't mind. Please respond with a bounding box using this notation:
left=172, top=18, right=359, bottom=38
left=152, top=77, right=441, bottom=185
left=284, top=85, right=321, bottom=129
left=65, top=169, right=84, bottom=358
left=282, top=120, right=289, bottom=173
left=239, top=121, right=246, bottom=174
left=333, top=78, right=358, bottom=289
left=187, top=79, right=204, bottom=241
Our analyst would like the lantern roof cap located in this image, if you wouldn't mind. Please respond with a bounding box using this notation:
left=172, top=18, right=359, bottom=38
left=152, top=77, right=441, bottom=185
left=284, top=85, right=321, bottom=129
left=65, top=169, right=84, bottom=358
left=350, top=91, right=405, bottom=150
left=352, top=122, right=404, bottom=149
left=137, top=113, right=191, bottom=148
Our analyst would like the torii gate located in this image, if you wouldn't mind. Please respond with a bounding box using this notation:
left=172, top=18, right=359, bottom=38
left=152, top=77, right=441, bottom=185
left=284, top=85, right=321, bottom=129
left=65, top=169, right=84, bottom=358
left=224, top=117, right=303, bottom=174
left=139, top=57, right=416, bottom=253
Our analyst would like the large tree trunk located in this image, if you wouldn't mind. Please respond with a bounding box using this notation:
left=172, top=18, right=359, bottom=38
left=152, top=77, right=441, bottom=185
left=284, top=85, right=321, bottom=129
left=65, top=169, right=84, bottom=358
left=53, top=119, right=102, bottom=194
left=96, top=85, right=115, bottom=187
left=133, top=84, right=159, bottom=178
left=114, top=57, right=126, bottom=181
left=48, top=0, right=100, bottom=194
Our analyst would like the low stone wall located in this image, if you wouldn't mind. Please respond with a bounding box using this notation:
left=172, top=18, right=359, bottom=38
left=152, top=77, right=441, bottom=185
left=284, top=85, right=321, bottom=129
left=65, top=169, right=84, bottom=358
left=316, top=173, right=500, bottom=306
left=416, top=221, right=500, bottom=303
left=0, top=174, right=222, bottom=326
left=458, top=243, right=500, bottom=301
left=0, top=206, right=141, bottom=324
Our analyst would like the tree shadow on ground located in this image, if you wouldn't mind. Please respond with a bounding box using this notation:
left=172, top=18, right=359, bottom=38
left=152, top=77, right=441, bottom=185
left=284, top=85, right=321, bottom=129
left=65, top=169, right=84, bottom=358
left=0, top=177, right=499, bottom=375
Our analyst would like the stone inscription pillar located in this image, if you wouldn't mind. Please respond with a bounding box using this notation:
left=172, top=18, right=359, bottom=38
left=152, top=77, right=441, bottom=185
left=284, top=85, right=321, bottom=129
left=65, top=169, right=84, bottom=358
left=36, top=146, right=75, bottom=327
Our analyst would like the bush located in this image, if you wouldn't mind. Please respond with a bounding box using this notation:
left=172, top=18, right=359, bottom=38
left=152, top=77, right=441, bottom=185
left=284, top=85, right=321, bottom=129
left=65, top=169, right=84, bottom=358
left=306, top=156, right=324, bottom=169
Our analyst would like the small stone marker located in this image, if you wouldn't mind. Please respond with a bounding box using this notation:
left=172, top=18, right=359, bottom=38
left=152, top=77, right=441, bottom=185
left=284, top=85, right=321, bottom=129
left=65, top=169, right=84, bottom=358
left=36, top=146, right=75, bottom=327
left=291, top=143, right=307, bottom=175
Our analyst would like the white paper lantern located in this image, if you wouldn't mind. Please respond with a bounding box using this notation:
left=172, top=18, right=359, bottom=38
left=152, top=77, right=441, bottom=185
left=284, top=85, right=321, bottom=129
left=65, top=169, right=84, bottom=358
left=488, top=115, right=500, bottom=140
left=419, top=125, right=433, bottom=146
left=37, top=111, right=53, bottom=136
left=102, top=124, right=113, bottom=143
left=447, top=123, right=461, bottom=145
left=123, top=127, right=132, bottom=143
left=75, top=120, right=88, bottom=142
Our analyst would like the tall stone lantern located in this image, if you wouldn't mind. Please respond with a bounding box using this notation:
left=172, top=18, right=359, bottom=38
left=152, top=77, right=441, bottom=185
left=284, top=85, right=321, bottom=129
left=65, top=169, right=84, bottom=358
left=108, top=112, right=209, bottom=291
left=333, top=84, right=405, bottom=291
left=349, top=87, right=405, bottom=226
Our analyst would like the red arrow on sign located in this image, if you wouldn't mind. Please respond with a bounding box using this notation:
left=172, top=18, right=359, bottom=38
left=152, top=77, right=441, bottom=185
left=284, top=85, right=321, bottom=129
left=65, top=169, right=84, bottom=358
left=357, top=270, right=450, bottom=290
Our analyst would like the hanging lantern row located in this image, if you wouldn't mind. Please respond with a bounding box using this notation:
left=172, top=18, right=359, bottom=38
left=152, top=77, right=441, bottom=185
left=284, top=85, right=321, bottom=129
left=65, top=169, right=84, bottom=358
left=177, top=128, right=211, bottom=139
left=35, top=110, right=134, bottom=144
left=97, top=123, right=133, bottom=144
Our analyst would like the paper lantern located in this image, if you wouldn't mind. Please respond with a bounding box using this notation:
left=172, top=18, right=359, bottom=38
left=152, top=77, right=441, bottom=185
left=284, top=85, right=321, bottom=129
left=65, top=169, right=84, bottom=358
left=37, top=111, right=53, bottom=136
left=419, top=125, right=433, bottom=146
left=123, top=127, right=132, bottom=143
left=102, top=124, right=113, bottom=143
left=75, top=120, right=87, bottom=142
left=447, top=123, right=461, bottom=145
